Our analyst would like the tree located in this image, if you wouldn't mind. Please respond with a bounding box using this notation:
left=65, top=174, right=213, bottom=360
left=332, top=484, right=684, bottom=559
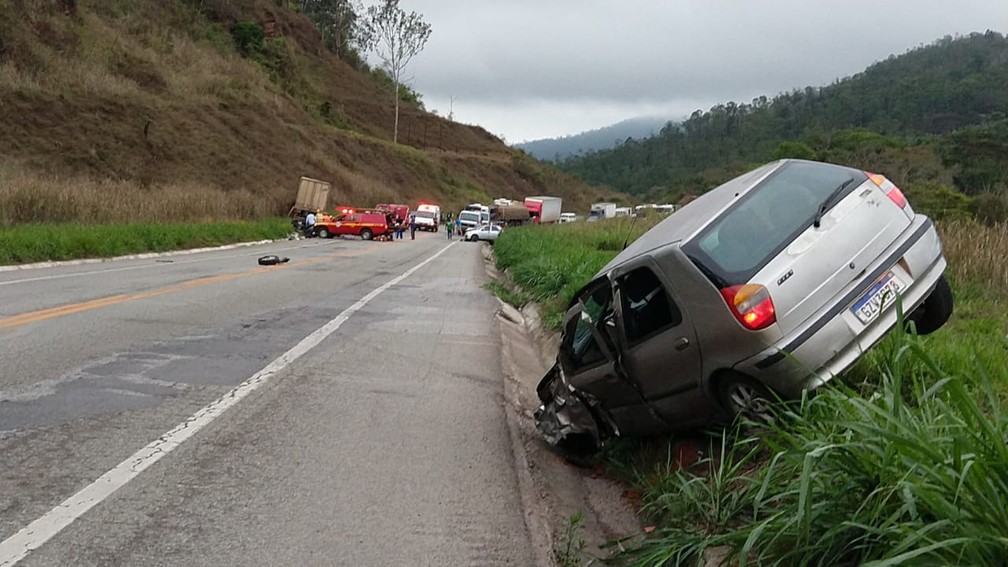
left=296, top=0, right=362, bottom=61
left=360, top=0, right=431, bottom=144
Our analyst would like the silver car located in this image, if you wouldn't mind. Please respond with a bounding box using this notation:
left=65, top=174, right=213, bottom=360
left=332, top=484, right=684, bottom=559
left=535, top=159, right=953, bottom=450
left=465, top=223, right=502, bottom=242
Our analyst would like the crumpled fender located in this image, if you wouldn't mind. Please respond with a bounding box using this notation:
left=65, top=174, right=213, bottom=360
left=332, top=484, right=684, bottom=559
left=534, top=362, right=609, bottom=450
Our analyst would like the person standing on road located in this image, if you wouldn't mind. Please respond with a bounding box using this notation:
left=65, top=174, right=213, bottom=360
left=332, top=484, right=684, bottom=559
left=303, top=210, right=317, bottom=238
left=409, top=215, right=417, bottom=240
left=446, top=217, right=453, bottom=240
left=455, top=217, right=462, bottom=237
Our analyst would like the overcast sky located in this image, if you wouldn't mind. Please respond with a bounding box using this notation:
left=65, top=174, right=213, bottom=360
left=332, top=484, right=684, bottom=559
left=392, top=1, right=1007, bottom=144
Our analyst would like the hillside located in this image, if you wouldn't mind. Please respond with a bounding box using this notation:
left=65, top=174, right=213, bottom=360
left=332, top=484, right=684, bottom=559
left=515, top=116, right=669, bottom=161
left=0, top=0, right=617, bottom=225
left=558, top=32, right=1008, bottom=200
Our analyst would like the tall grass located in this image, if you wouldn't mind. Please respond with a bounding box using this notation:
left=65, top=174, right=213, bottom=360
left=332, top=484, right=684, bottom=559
left=0, top=218, right=289, bottom=265
left=619, top=329, right=1008, bottom=566
left=0, top=167, right=280, bottom=224
left=938, top=220, right=1008, bottom=295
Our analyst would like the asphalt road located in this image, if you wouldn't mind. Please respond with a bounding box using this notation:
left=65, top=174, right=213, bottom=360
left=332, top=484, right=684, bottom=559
left=0, top=232, right=534, bottom=566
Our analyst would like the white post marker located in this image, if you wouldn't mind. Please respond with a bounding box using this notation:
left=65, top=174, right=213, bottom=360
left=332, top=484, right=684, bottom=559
left=0, top=243, right=457, bottom=566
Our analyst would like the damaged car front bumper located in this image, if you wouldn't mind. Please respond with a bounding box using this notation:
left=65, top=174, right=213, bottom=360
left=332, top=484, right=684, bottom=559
left=534, top=363, right=611, bottom=450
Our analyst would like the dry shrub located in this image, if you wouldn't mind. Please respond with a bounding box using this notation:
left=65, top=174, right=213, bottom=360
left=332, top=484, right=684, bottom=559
left=335, top=168, right=399, bottom=205
left=0, top=168, right=276, bottom=224
left=939, top=220, right=1008, bottom=294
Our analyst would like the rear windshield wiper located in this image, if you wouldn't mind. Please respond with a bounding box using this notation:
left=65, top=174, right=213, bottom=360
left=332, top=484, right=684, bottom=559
left=813, top=177, right=855, bottom=228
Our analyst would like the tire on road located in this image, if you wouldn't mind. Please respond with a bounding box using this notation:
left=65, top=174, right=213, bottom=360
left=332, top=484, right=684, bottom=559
left=317, top=227, right=330, bottom=239
left=361, top=229, right=373, bottom=241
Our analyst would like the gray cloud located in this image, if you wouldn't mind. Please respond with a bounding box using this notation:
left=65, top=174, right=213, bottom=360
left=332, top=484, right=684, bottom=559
left=393, top=1, right=1008, bottom=142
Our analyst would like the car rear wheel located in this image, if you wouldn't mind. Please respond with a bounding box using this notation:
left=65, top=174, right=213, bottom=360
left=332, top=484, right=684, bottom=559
left=717, top=373, right=776, bottom=425
left=361, top=229, right=373, bottom=241
left=908, top=275, right=953, bottom=335
left=317, top=228, right=329, bottom=239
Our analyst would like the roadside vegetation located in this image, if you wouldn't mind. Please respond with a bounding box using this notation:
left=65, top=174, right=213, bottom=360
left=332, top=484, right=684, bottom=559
left=0, top=218, right=290, bottom=265
left=491, top=216, right=660, bottom=328
left=491, top=219, right=1008, bottom=565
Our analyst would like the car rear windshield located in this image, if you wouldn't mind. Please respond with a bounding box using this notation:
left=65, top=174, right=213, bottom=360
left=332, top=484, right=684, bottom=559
left=415, top=211, right=435, bottom=219
left=459, top=211, right=481, bottom=223
left=683, top=161, right=866, bottom=287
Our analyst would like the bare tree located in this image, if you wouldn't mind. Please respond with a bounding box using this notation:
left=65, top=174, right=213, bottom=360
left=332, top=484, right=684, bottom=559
left=360, top=0, right=431, bottom=144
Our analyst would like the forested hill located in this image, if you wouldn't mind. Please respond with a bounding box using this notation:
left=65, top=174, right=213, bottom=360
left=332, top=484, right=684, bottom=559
left=515, top=116, right=668, bottom=161
left=558, top=32, right=1008, bottom=198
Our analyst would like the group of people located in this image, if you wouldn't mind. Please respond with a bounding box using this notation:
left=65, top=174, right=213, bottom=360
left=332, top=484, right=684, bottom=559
left=298, top=209, right=463, bottom=241
left=444, top=212, right=462, bottom=240
left=391, top=215, right=415, bottom=240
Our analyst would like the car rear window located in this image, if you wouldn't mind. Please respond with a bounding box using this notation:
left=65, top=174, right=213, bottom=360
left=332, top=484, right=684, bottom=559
left=415, top=211, right=436, bottom=219
left=459, top=211, right=481, bottom=223
left=683, top=161, right=866, bottom=287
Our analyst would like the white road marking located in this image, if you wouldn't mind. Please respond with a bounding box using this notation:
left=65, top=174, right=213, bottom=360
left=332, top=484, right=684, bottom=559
left=0, top=242, right=456, bottom=566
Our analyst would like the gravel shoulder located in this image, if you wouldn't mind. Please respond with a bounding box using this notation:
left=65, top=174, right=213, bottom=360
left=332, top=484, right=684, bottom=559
left=486, top=246, right=642, bottom=565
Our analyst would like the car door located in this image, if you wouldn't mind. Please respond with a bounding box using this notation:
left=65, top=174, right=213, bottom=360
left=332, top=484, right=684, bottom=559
left=611, top=262, right=708, bottom=427
left=559, top=277, right=668, bottom=437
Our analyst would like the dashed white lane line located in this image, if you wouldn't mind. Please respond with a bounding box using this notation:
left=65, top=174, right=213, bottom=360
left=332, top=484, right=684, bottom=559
left=0, top=242, right=456, bottom=566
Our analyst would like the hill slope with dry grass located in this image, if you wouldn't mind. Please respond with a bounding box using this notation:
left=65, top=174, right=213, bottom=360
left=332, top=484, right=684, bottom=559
left=0, top=0, right=618, bottom=224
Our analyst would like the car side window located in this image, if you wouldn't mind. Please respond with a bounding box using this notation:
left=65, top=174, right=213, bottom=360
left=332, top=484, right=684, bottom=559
left=617, top=267, right=681, bottom=344
left=565, top=283, right=615, bottom=370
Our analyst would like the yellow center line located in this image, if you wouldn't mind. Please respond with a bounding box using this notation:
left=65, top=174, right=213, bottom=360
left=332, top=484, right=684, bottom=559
left=0, top=245, right=380, bottom=330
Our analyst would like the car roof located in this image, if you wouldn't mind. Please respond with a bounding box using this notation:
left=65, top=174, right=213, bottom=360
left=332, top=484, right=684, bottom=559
left=598, top=160, right=784, bottom=275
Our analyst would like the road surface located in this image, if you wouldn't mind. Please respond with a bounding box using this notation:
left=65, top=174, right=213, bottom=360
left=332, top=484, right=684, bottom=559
left=0, top=232, right=534, bottom=566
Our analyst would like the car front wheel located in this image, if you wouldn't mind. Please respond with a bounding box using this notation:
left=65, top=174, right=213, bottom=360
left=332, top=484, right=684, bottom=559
left=317, top=228, right=329, bottom=239
left=469, top=235, right=478, bottom=242
left=361, top=229, right=373, bottom=241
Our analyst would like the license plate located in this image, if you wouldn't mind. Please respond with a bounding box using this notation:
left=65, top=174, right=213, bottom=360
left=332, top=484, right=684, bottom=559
left=850, top=272, right=904, bottom=324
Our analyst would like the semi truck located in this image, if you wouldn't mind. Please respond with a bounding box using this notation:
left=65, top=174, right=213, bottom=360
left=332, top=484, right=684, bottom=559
left=523, top=196, right=562, bottom=224
left=588, top=202, right=616, bottom=220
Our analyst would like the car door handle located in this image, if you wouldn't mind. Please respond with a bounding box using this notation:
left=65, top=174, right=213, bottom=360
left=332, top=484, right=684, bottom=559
left=673, top=337, right=690, bottom=351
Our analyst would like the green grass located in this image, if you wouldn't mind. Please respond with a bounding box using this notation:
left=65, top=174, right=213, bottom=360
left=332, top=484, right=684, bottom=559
left=491, top=217, right=660, bottom=327
left=0, top=218, right=291, bottom=264
left=617, top=327, right=1008, bottom=566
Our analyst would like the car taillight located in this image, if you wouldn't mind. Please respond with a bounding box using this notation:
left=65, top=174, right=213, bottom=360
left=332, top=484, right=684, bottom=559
left=868, top=173, right=908, bottom=209
left=720, top=284, right=776, bottom=330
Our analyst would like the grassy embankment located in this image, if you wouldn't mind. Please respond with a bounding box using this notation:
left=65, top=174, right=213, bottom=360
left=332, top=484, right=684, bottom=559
left=0, top=218, right=290, bottom=265
left=491, top=219, right=1008, bottom=565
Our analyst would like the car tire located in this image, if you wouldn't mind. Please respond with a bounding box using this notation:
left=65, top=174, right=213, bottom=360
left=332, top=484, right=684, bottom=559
left=469, top=235, right=478, bottom=242
left=361, top=229, right=373, bottom=241
left=908, top=275, right=953, bottom=335
left=717, top=373, right=776, bottom=425
left=317, top=228, right=329, bottom=239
